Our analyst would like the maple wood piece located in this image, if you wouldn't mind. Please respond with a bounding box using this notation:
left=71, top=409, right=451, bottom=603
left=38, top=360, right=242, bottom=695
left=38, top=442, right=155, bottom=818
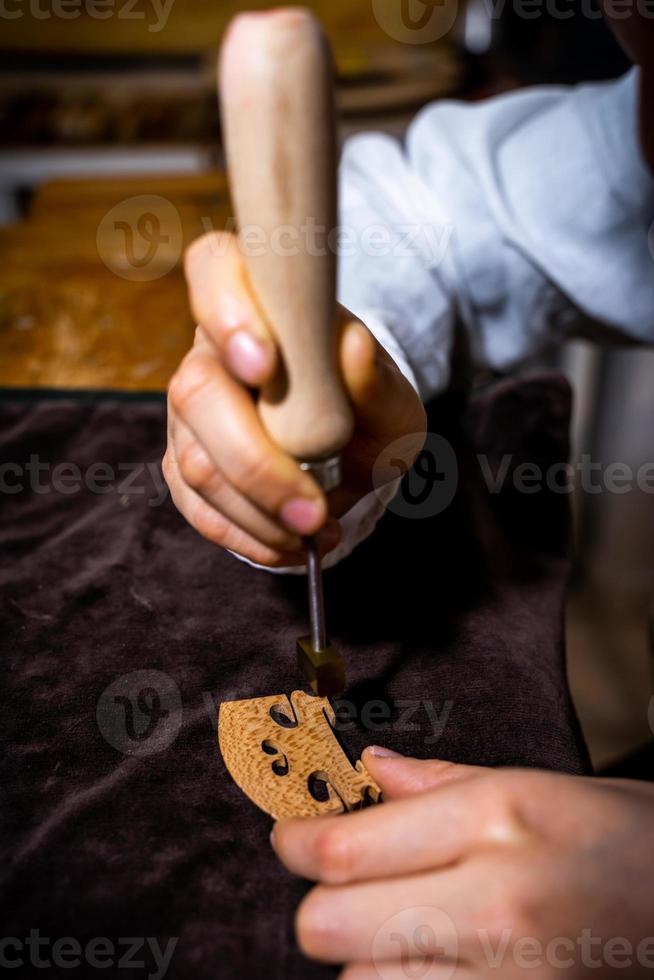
left=219, top=9, right=354, bottom=462
left=218, top=691, right=381, bottom=820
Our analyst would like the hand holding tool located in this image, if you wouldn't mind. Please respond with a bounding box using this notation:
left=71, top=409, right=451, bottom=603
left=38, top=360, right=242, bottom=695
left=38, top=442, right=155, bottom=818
left=219, top=9, right=353, bottom=696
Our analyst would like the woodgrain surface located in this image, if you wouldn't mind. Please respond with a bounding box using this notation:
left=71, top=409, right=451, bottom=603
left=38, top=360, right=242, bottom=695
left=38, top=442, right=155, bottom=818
left=0, top=172, right=230, bottom=390
left=219, top=690, right=381, bottom=820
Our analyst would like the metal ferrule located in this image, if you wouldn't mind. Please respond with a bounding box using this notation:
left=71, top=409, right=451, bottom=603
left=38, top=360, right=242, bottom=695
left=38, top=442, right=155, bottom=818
left=300, top=456, right=341, bottom=494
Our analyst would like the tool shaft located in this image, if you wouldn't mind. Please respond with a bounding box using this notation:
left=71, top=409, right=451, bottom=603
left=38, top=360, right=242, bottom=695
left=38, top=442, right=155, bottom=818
left=305, top=535, right=327, bottom=652
left=219, top=9, right=348, bottom=696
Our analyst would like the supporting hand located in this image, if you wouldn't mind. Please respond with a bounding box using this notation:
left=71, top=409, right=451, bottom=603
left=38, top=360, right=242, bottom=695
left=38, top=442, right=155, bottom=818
left=272, top=749, right=654, bottom=978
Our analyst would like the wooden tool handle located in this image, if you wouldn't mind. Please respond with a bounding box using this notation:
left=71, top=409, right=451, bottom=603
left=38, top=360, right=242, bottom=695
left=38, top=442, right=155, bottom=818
left=219, top=9, right=354, bottom=462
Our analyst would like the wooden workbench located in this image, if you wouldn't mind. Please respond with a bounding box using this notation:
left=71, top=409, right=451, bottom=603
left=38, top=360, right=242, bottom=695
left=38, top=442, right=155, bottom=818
left=0, top=173, right=231, bottom=391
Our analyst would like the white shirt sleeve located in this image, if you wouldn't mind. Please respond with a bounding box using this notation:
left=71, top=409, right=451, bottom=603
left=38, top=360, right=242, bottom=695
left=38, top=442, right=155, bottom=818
left=340, top=66, right=654, bottom=402
left=243, top=67, right=654, bottom=574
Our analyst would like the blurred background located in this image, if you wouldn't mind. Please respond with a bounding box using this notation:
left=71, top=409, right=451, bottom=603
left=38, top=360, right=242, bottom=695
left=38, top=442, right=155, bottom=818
left=0, top=0, right=651, bottom=769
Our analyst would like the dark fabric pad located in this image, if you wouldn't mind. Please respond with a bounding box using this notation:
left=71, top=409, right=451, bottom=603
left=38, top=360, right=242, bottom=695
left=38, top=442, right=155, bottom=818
left=0, top=375, right=589, bottom=979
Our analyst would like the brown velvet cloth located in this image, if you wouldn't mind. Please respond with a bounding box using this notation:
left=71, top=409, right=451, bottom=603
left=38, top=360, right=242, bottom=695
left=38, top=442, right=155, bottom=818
left=0, top=375, right=589, bottom=979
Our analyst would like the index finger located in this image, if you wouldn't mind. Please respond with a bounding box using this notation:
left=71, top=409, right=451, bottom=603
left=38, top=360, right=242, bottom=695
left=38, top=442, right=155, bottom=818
left=271, top=770, right=522, bottom=885
left=184, top=231, right=277, bottom=386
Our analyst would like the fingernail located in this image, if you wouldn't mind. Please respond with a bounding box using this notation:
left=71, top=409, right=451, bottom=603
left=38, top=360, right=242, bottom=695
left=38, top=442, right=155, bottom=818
left=280, top=498, right=323, bottom=535
left=226, top=330, right=271, bottom=384
left=367, top=745, right=403, bottom=759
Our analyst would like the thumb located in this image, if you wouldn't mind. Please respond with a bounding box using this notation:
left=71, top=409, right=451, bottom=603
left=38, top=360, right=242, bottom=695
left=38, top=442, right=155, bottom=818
left=362, top=746, right=486, bottom=801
